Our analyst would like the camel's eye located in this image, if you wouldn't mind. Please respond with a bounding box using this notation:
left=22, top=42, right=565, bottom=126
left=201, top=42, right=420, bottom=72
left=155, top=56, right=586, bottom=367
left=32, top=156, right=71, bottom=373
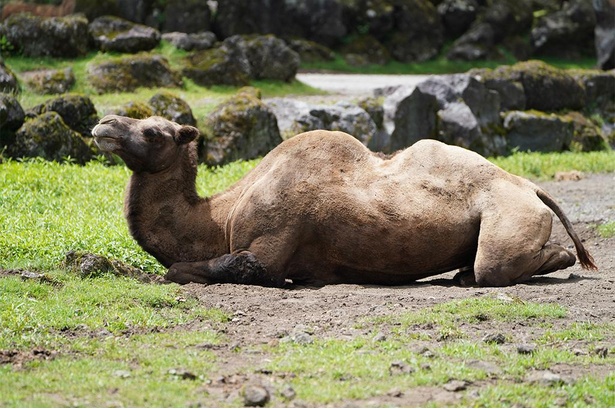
left=143, top=127, right=163, bottom=140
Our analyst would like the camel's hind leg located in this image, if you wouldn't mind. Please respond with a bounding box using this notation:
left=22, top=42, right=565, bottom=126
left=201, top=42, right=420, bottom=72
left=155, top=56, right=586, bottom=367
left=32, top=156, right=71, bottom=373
left=472, top=206, right=576, bottom=287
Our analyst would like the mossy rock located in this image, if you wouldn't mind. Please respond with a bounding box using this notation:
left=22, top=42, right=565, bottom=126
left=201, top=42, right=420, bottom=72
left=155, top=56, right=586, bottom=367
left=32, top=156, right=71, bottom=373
left=37, top=93, right=99, bottom=138
left=8, top=111, right=94, bottom=164
left=503, top=110, right=574, bottom=153
left=478, top=60, right=585, bottom=112
left=110, top=101, right=154, bottom=119
left=20, top=67, right=75, bottom=95
left=0, top=93, right=25, bottom=148
left=149, top=91, right=196, bottom=126
left=87, top=54, right=183, bottom=93
left=63, top=250, right=163, bottom=283
left=88, top=15, right=161, bottom=53
left=182, top=45, right=251, bottom=87
left=286, top=38, right=335, bottom=63
left=341, top=35, right=391, bottom=66
left=0, top=13, right=89, bottom=58
left=0, top=59, right=20, bottom=94
left=205, top=87, right=282, bottom=165
left=563, top=112, right=610, bottom=152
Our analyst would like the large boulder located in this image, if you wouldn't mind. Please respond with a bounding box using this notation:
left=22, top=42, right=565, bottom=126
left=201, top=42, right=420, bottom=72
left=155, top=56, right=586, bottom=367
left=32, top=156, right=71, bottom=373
left=437, top=0, right=479, bottom=38
left=87, top=54, right=182, bottom=93
left=573, top=70, right=615, bottom=121
left=182, top=42, right=251, bottom=87
left=20, top=67, right=75, bottom=95
left=149, top=92, right=196, bottom=126
left=0, top=13, right=89, bottom=58
left=88, top=15, right=161, bottom=53
left=8, top=112, right=94, bottom=164
left=386, top=85, right=439, bottom=151
left=446, top=22, right=495, bottom=61
left=109, top=101, right=154, bottom=119
left=503, top=110, right=574, bottom=153
left=594, top=0, right=615, bottom=70
left=0, top=58, right=19, bottom=93
left=33, top=94, right=99, bottom=138
left=475, top=61, right=586, bottom=112
left=437, top=102, right=506, bottom=156
left=162, top=31, right=217, bottom=51
left=340, top=35, right=391, bottom=66
left=266, top=98, right=376, bottom=146
left=286, top=39, right=335, bottom=63
left=470, top=67, right=526, bottom=111
left=564, top=111, right=610, bottom=152
left=213, top=0, right=347, bottom=48
left=384, top=0, right=444, bottom=63
left=161, top=0, right=212, bottom=34
left=531, top=0, right=596, bottom=59
left=446, top=0, right=533, bottom=61
left=205, top=87, right=282, bottom=166
left=183, top=34, right=299, bottom=86
left=225, top=35, right=300, bottom=81
left=0, top=93, right=25, bottom=148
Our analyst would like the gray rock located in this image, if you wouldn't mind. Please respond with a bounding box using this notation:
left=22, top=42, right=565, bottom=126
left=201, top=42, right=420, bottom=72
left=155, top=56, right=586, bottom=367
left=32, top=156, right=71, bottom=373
left=162, top=31, right=217, bottom=51
left=242, top=384, right=270, bottom=407
left=309, top=101, right=376, bottom=146
left=162, top=0, right=212, bottom=34
left=205, top=88, right=282, bottom=166
left=225, top=35, right=300, bottom=82
left=182, top=41, right=251, bottom=87
left=384, top=0, right=444, bottom=63
left=267, top=98, right=376, bottom=146
left=389, top=86, right=439, bottom=151
left=89, top=15, right=161, bottom=53
left=438, top=0, right=479, bottom=38
left=532, top=0, right=596, bottom=59
left=0, top=13, right=89, bottom=58
left=594, top=0, right=615, bottom=69
left=504, top=111, right=574, bottom=153
left=447, top=22, right=495, bottom=61
left=149, top=92, right=196, bottom=126
left=0, top=93, right=25, bottom=147
left=21, top=67, right=75, bottom=95
left=87, top=54, right=182, bottom=93
left=35, top=93, right=99, bottom=138
left=516, top=344, right=536, bottom=354
left=287, top=38, right=335, bottom=63
left=0, top=59, right=19, bottom=93
left=526, top=370, right=563, bottom=385
left=443, top=380, right=468, bottom=392
left=482, top=332, right=506, bottom=344
left=8, top=112, right=93, bottom=164
left=437, top=102, right=488, bottom=155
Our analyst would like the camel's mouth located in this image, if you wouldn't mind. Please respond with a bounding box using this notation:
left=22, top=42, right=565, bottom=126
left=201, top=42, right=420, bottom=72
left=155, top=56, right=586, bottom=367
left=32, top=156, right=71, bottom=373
left=92, top=121, right=122, bottom=152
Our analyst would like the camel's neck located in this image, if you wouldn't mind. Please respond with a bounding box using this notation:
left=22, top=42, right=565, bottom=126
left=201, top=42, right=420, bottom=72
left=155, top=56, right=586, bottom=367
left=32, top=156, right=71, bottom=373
left=125, top=152, right=232, bottom=267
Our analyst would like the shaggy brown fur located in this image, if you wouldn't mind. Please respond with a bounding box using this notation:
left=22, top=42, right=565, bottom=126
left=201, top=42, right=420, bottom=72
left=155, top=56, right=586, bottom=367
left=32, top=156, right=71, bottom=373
left=1, top=0, right=75, bottom=20
left=92, top=115, right=597, bottom=287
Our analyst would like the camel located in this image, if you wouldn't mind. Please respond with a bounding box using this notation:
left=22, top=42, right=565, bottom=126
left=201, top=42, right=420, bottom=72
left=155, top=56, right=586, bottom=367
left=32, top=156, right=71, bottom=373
left=91, top=115, right=597, bottom=287
left=1, top=0, right=76, bottom=20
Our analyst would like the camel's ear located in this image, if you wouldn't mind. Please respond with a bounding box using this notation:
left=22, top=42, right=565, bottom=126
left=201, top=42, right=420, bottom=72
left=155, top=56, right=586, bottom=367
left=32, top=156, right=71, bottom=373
left=176, top=125, right=200, bottom=145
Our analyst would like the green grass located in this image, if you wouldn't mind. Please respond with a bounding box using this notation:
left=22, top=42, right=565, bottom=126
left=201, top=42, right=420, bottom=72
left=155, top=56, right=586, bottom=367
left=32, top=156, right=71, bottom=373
left=3, top=41, right=324, bottom=122
left=489, top=150, right=615, bottom=180
left=1, top=153, right=613, bottom=407
left=0, top=158, right=255, bottom=272
left=597, top=221, right=615, bottom=238
left=262, top=297, right=615, bottom=407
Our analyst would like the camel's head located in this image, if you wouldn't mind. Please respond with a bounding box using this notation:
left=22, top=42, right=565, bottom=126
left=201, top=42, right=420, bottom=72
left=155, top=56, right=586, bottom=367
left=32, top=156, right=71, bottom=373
left=92, top=115, right=199, bottom=173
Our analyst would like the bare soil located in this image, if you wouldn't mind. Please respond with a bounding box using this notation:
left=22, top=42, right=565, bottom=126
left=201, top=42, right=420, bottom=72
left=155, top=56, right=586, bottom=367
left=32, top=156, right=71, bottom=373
left=180, top=172, right=615, bottom=406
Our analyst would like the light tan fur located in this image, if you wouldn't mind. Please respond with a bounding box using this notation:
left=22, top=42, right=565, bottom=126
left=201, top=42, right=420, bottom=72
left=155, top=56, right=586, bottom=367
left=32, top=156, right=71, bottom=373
left=92, top=115, right=597, bottom=287
left=1, top=0, right=75, bottom=20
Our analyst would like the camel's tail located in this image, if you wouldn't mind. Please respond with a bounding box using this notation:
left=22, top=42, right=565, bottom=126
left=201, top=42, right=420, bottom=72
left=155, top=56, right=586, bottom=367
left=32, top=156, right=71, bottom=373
left=536, top=188, right=598, bottom=271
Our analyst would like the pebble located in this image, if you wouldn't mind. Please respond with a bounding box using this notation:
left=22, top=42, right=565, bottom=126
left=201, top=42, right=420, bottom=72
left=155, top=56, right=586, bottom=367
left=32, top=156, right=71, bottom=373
left=482, top=333, right=506, bottom=344
left=516, top=344, right=536, bottom=354
left=372, top=332, right=386, bottom=342
left=242, top=384, right=270, bottom=407
left=443, top=380, right=468, bottom=392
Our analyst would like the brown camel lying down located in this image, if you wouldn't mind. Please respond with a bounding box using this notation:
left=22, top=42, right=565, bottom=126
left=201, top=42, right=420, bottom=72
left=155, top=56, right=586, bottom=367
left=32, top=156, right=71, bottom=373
left=92, top=115, right=597, bottom=287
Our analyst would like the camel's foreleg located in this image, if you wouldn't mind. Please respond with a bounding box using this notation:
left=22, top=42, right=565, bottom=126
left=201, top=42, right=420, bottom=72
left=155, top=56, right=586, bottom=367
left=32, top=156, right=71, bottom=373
left=165, top=250, right=285, bottom=287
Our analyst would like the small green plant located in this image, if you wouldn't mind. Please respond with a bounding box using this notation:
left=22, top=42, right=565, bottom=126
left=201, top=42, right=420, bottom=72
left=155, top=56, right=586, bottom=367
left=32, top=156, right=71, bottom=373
left=0, top=35, right=14, bottom=53
left=597, top=221, right=615, bottom=238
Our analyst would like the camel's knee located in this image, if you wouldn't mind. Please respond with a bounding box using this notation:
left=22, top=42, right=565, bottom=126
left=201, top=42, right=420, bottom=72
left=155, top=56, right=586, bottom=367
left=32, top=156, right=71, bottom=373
left=165, top=252, right=284, bottom=287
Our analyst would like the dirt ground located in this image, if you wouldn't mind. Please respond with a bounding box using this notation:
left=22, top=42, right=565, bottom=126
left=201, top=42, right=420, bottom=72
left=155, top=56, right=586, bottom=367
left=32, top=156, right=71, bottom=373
left=181, top=172, right=615, bottom=406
